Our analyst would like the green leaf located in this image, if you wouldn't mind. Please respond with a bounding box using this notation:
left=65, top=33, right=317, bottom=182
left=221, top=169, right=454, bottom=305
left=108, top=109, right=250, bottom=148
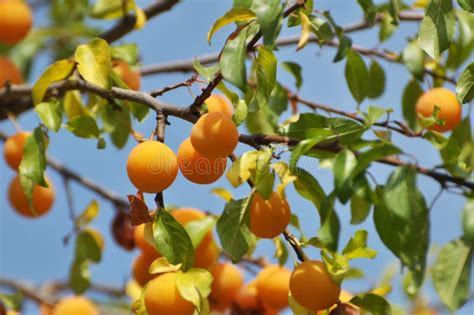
left=352, top=144, right=402, bottom=177
left=293, top=167, right=326, bottom=212
left=373, top=186, right=429, bottom=294
left=216, top=198, right=252, bottom=261
left=75, top=229, right=103, bottom=263
left=19, top=127, right=47, bottom=209
left=90, top=0, right=135, bottom=19
left=193, top=58, right=220, bottom=81
left=254, top=150, right=275, bottom=199
left=402, top=40, right=425, bottom=80
left=462, top=199, right=474, bottom=242
left=333, top=35, right=352, bottom=62
left=251, top=0, right=283, bottom=46
left=256, top=46, right=277, bottom=106
left=153, top=210, right=195, bottom=271
left=402, top=79, right=423, bottom=130
left=345, top=50, right=369, bottom=104
left=458, top=0, right=474, bottom=12
left=432, top=238, right=472, bottom=311
left=75, top=200, right=100, bottom=228
left=309, top=16, right=334, bottom=42
left=32, top=59, right=75, bottom=105
left=363, top=105, right=390, bottom=127
left=35, top=99, right=63, bottom=132
left=75, top=38, right=111, bottom=88
left=0, top=292, right=23, bottom=312
left=69, top=260, right=90, bottom=294
left=232, top=99, right=248, bottom=125
left=446, top=11, right=474, bottom=70
left=384, top=166, right=418, bottom=220
left=111, top=43, right=139, bottom=65
left=282, top=61, right=302, bottom=90
left=65, top=116, right=101, bottom=138
left=318, top=193, right=340, bottom=251
left=357, top=0, right=376, bottom=26
left=184, top=216, right=216, bottom=249
left=63, top=91, right=90, bottom=120
left=440, top=118, right=472, bottom=177
left=273, top=237, right=289, bottom=265
left=350, top=177, right=372, bottom=224
left=333, top=149, right=357, bottom=204
left=367, top=60, right=386, bottom=99
left=102, top=105, right=131, bottom=149
left=207, top=8, right=256, bottom=44
left=342, top=230, right=377, bottom=260
left=417, top=0, right=455, bottom=58
left=350, top=294, right=391, bottom=315
left=456, top=62, right=474, bottom=104
left=220, top=27, right=248, bottom=91
left=388, top=0, right=401, bottom=25
left=379, top=13, right=397, bottom=42
left=176, top=269, right=213, bottom=313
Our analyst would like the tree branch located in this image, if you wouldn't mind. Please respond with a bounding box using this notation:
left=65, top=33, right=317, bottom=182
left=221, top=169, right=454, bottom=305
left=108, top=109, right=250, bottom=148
left=99, top=0, right=181, bottom=43
left=0, top=278, right=54, bottom=307
left=290, top=93, right=422, bottom=138
left=0, top=130, right=129, bottom=209
left=1, top=79, right=472, bottom=190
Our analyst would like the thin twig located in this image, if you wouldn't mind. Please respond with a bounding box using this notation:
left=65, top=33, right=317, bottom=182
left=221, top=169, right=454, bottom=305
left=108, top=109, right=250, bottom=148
left=154, top=111, right=167, bottom=209
left=0, top=278, right=54, bottom=307
left=99, top=0, right=181, bottom=43
left=149, top=75, right=198, bottom=97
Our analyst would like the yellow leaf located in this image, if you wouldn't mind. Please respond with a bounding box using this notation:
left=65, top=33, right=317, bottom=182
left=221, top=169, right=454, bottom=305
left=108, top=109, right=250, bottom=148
left=75, top=200, right=100, bottom=227
left=207, top=8, right=256, bottom=44
left=148, top=257, right=182, bottom=274
left=134, top=5, right=147, bottom=29
left=74, top=38, right=111, bottom=88
left=125, top=279, right=142, bottom=301
left=272, top=162, right=297, bottom=196
left=210, top=188, right=234, bottom=201
left=297, top=12, right=311, bottom=51
left=64, top=91, right=91, bottom=120
left=32, top=59, right=75, bottom=105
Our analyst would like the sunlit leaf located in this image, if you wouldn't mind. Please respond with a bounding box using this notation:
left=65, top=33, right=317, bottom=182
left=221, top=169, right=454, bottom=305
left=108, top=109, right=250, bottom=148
left=35, top=99, right=63, bottom=132
left=32, top=59, right=75, bottom=105
left=207, top=8, right=256, bottom=44
left=75, top=38, right=111, bottom=88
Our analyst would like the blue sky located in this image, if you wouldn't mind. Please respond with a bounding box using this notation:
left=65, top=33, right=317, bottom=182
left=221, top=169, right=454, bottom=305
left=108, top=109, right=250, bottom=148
left=1, top=0, right=473, bottom=314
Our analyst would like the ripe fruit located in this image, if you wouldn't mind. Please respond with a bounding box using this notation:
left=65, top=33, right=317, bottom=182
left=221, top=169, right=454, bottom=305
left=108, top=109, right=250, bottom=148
left=144, top=272, right=194, bottom=315
left=290, top=260, right=341, bottom=312
left=249, top=192, right=291, bottom=239
left=415, top=87, right=462, bottom=133
left=209, top=262, right=244, bottom=310
left=132, top=253, right=158, bottom=287
left=0, top=57, right=23, bottom=86
left=171, top=208, right=218, bottom=269
left=3, top=131, right=30, bottom=171
left=255, top=265, right=291, bottom=310
left=205, top=94, right=234, bottom=117
left=112, top=60, right=141, bottom=91
left=235, top=280, right=260, bottom=310
left=126, top=141, right=178, bottom=193
left=8, top=175, right=55, bottom=218
left=0, top=0, right=33, bottom=45
left=190, top=112, right=239, bottom=158
left=133, top=223, right=159, bottom=256
left=52, top=296, right=98, bottom=315
left=177, top=138, right=227, bottom=184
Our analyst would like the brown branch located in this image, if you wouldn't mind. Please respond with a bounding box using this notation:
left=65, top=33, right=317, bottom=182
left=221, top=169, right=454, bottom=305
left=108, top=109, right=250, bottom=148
left=0, top=278, right=54, bottom=307
left=290, top=93, right=422, bottom=138
left=1, top=79, right=472, bottom=190
left=283, top=229, right=307, bottom=262
left=149, top=75, right=198, bottom=97
left=138, top=11, right=426, bottom=76
left=42, top=281, right=126, bottom=298
left=154, top=111, right=167, bottom=209
left=99, top=0, right=181, bottom=43
left=0, top=130, right=129, bottom=208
